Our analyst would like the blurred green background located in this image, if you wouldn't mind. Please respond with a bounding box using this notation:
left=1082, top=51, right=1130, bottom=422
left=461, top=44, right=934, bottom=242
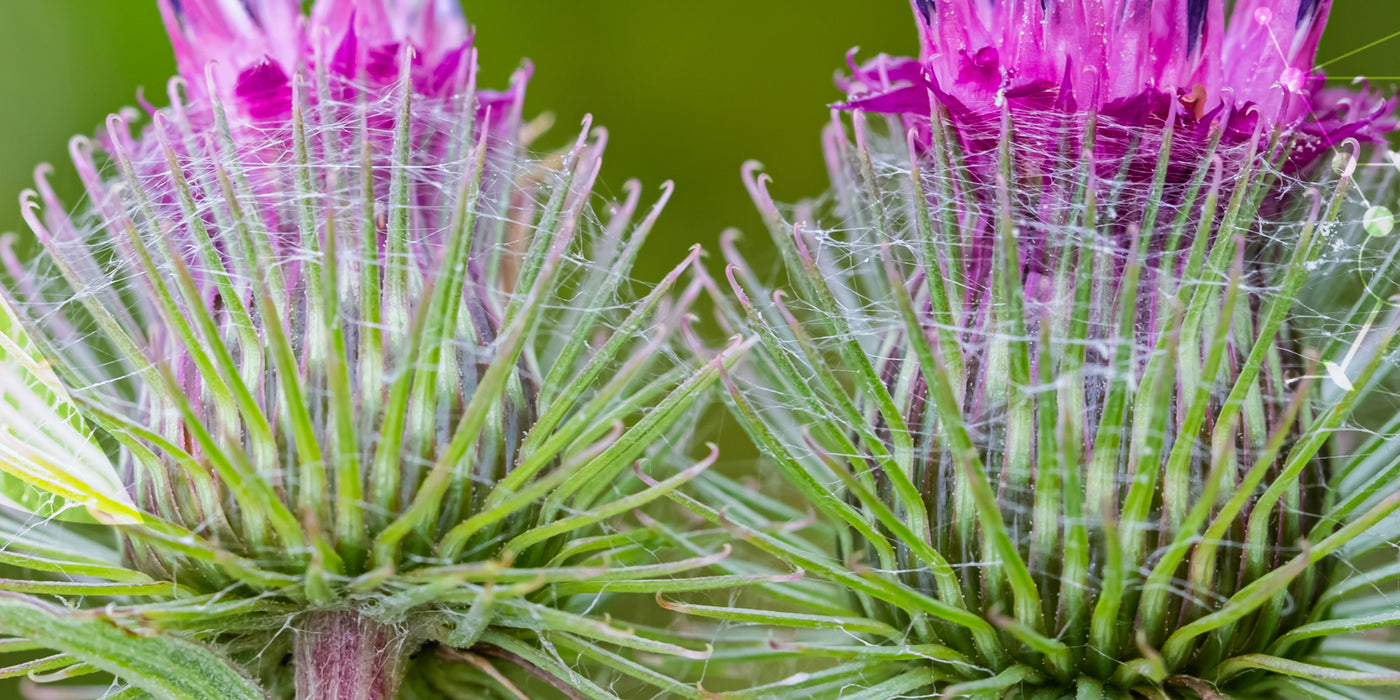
left=3, top=1, right=1400, bottom=279
left=1, top=1, right=1399, bottom=695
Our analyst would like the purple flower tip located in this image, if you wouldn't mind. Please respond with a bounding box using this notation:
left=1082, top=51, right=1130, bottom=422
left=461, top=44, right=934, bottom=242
left=844, top=0, right=1395, bottom=170
left=158, top=0, right=508, bottom=121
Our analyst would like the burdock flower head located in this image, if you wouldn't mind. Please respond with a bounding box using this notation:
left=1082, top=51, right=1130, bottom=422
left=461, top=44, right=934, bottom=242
left=0, top=1, right=733, bottom=698
left=698, top=0, right=1400, bottom=697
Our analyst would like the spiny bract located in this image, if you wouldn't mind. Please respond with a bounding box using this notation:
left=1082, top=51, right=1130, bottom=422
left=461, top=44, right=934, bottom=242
left=0, top=1, right=736, bottom=698
left=688, top=1, right=1400, bottom=698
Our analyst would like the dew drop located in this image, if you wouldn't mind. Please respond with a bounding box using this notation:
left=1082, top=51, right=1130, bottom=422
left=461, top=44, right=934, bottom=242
left=1280, top=67, right=1304, bottom=93
left=1364, top=205, right=1394, bottom=238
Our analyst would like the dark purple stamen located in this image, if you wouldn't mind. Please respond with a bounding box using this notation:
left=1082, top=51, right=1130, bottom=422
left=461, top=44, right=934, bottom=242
left=1297, top=0, right=1321, bottom=25
left=1187, top=0, right=1209, bottom=53
left=841, top=0, right=1396, bottom=174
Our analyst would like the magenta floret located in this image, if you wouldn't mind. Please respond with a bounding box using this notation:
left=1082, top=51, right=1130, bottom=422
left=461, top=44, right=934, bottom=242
left=844, top=0, right=1395, bottom=173
left=157, top=0, right=524, bottom=123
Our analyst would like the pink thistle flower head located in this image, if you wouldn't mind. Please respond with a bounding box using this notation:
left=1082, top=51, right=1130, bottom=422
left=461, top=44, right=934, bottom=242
left=158, top=0, right=502, bottom=121
left=845, top=0, right=1395, bottom=170
left=0, top=0, right=716, bottom=697
left=710, top=1, right=1400, bottom=696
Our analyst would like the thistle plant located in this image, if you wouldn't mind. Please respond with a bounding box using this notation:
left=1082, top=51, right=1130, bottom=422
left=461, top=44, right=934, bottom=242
left=686, top=1, right=1400, bottom=697
left=0, top=1, right=736, bottom=698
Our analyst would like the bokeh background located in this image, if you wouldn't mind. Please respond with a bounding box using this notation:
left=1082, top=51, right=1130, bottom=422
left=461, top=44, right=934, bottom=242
left=1, top=1, right=1400, bottom=696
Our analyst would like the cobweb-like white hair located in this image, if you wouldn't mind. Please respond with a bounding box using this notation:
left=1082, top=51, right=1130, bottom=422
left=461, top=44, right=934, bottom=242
left=0, top=24, right=732, bottom=700
left=683, top=98, right=1400, bottom=698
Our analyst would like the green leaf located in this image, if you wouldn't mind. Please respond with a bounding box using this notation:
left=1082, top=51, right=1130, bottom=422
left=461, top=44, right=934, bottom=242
left=0, top=652, right=81, bottom=679
left=476, top=631, right=622, bottom=700
left=550, top=633, right=705, bottom=699
left=1215, top=655, right=1400, bottom=686
left=939, top=665, right=1045, bottom=698
left=0, top=297, right=136, bottom=524
left=1271, top=677, right=1385, bottom=700
left=0, top=579, right=190, bottom=597
left=0, top=593, right=266, bottom=700
left=1271, top=610, right=1400, bottom=655
left=656, top=596, right=902, bottom=639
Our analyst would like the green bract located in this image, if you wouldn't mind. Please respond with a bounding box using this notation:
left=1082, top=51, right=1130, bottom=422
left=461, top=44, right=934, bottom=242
left=694, top=103, right=1400, bottom=698
left=0, top=23, right=731, bottom=700
left=3, top=1, right=1400, bottom=699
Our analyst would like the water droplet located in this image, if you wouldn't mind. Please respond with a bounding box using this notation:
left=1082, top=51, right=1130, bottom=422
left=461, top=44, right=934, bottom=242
left=1364, top=205, right=1394, bottom=237
left=1280, top=67, right=1304, bottom=92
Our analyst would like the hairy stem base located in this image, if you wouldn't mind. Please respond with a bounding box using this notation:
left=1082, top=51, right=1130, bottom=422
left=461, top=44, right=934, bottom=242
left=294, top=610, right=406, bottom=700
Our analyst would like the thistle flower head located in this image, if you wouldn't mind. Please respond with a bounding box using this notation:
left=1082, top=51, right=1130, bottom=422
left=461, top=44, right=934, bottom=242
left=698, top=3, right=1400, bottom=698
left=159, top=0, right=500, bottom=121
left=0, top=1, right=727, bottom=697
left=843, top=0, right=1395, bottom=174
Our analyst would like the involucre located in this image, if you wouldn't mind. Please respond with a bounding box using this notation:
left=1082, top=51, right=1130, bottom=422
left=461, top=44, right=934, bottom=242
left=691, top=1, right=1400, bottom=697
left=0, top=1, right=732, bottom=697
